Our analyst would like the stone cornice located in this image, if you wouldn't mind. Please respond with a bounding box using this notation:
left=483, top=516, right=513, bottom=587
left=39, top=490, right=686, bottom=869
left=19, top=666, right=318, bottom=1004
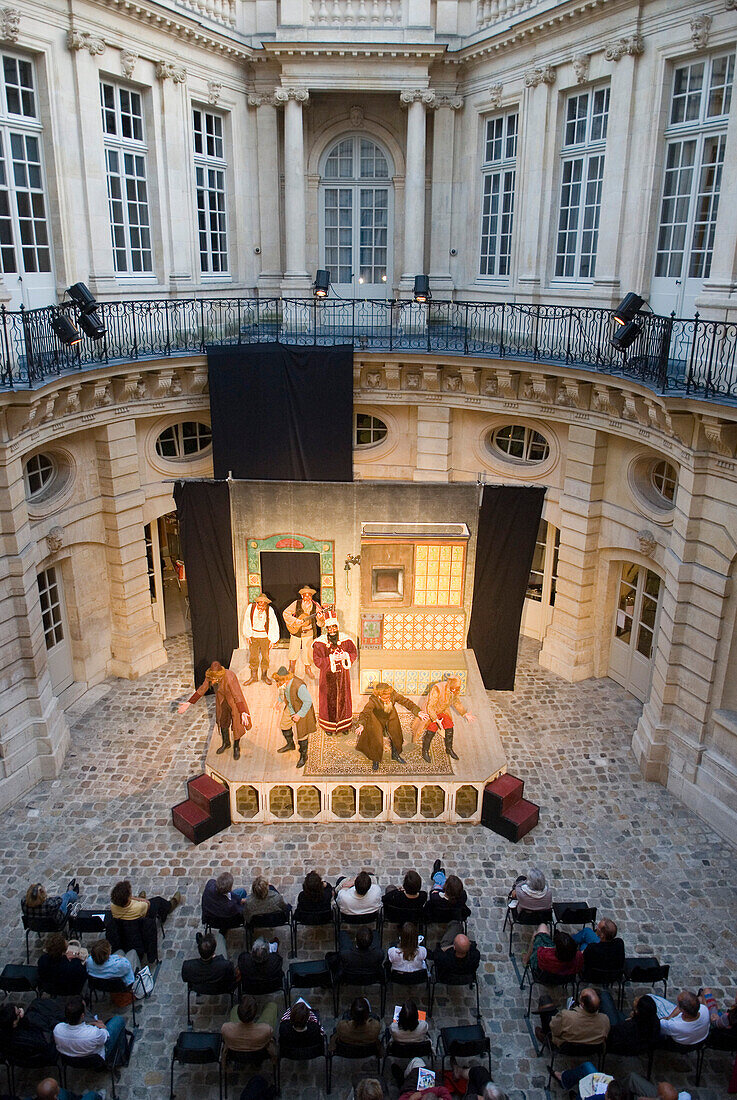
left=259, top=41, right=446, bottom=61
left=88, top=0, right=254, bottom=60
left=452, top=0, right=623, bottom=65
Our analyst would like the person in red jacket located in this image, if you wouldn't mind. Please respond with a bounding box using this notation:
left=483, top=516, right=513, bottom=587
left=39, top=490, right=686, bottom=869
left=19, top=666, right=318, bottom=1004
left=178, top=661, right=252, bottom=760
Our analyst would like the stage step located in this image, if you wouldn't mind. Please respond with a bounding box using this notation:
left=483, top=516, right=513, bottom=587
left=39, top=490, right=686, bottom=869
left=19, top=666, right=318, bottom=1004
left=481, top=772, right=539, bottom=842
left=481, top=772, right=524, bottom=818
left=173, top=774, right=231, bottom=844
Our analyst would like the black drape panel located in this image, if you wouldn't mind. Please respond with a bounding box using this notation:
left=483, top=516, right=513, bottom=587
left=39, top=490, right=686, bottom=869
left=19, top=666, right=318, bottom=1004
left=207, top=343, right=354, bottom=482
left=173, top=480, right=238, bottom=687
left=467, top=485, right=546, bottom=690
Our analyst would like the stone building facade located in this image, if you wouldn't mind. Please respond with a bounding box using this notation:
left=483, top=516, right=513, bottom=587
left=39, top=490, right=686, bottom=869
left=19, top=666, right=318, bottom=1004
left=1, top=0, right=737, bottom=844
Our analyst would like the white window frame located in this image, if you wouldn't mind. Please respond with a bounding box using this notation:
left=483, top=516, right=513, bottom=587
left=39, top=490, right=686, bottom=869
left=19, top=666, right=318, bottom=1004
left=100, top=81, right=154, bottom=278
left=37, top=565, right=65, bottom=649
left=554, top=85, right=610, bottom=281
left=155, top=420, right=213, bottom=460
left=479, top=110, right=517, bottom=279
left=193, top=106, right=229, bottom=277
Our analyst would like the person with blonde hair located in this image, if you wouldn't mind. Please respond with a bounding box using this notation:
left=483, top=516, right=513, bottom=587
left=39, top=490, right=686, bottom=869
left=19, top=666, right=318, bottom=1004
left=243, top=875, right=289, bottom=920
left=22, top=879, right=80, bottom=927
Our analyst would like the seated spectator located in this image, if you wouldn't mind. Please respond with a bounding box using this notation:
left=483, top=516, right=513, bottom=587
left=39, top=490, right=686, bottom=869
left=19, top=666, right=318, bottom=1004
left=336, top=925, right=384, bottom=977
left=336, top=871, right=382, bottom=916
left=110, top=879, right=181, bottom=927
left=382, top=871, right=427, bottom=912
left=237, top=1075, right=277, bottom=1100
left=390, top=1000, right=429, bottom=1044
left=22, top=880, right=80, bottom=928
left=238, top=937, right=284, bottom=985
left=278, top=999, right=325, bottom=1048
left=432, top=925, right=480, bottom=982
left=32, top=1077, right=105, bottom=1100
left=201, top=872, right=248, bottom=929
left=85, top=938, right=136, bottom=988
left=37, top=932, right=87, bottom=996
left=395, top=1058, right=452, bottom=1100
left=354, top=1081, right=386, bottom=1100
left=522, top=923, right=583, bottom=982
left=535, top=987, right=610, bottom=1048
left=243, top=876, right=288, bottom=921
left=53, top=994, right=126, bottom=1062
left=650, top=991, right=710, bottom=1045
left=388, top=923, right=427, bottom=973
left=296, top=871, right=334, bottom=914
left=574, top=918, right=626, bottom=973
left=598, top=992, right=660, bottom=1054
left=330, top=996, right=381, bottom=1050
left=508, top=868, right=552, bottom=915
left=0, top=1002, right=59, bottom=1061
left=425, top=861, right=470, bottom=921
left=221, top=995, right=277, bottom=1062
left=621, top=1073, right=692, bottom=1100
left=552, top=1064, right=625, bottom=1098
left=104, top=908, right=158, bottom=968
left=699, top=987, right=737, bottom=1031
left=444, top=1064, right=508, bottom=1100
left=181, top=932, right=237, bottom=993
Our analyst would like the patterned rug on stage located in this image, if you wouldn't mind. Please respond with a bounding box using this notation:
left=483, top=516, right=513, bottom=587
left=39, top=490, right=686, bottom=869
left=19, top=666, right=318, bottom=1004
left=305, top=708, right=454, bottom=777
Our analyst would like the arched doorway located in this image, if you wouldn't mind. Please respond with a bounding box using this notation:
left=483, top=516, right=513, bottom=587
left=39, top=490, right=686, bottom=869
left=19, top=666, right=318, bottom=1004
left=319, top=134, right=393, bottom=298
left=608, top=561, right=663, bottom=702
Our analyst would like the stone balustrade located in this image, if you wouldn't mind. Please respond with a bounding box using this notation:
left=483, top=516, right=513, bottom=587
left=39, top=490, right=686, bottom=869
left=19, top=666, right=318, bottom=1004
left=306, top=0, right=403, bottom=25
left=476, top=0, right=537, bottom=28
left=175, top=0, right=237, bottom=25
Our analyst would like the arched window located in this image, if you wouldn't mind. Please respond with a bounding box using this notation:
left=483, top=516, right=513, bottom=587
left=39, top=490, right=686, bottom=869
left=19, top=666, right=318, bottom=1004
left=155, top=421, right=212, bottom=459
left=488, top=424, right=550, bottom=463
left=320, top=135, right=393, bottom=295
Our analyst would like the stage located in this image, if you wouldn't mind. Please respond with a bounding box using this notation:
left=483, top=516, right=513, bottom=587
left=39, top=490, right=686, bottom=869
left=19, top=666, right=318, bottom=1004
left=205, top=647, right=506, bottom=824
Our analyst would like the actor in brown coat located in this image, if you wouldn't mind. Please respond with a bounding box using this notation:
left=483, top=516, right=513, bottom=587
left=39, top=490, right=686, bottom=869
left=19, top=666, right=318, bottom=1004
left=355, top=682, right=425, bottom=771
left=178, top=661, right=252, bottom=760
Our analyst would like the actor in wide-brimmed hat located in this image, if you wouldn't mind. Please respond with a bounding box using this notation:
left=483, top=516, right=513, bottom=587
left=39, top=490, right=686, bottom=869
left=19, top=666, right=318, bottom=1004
left=355, top=681, right=426, bottom=771
left=282, top=585, right=324, bottom=679
left=242, top=592, right=279, bottom=685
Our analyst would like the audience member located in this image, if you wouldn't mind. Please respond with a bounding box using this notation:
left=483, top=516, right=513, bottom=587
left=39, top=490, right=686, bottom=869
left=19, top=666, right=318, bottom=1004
left=551, top=1063, right=624, bottom=1098
left=37, top=932, right=87, bottom=995
left=388, top=923, right=427, bottom=973
left=31, top=1077, right=105, bottom=1100
left=699, top=987, right=737, bottom=1031
left=243, top=876, right=289, bottom=920
left=535, top=987, right=610, bottom=1047
left=598, top=993, right=660, bottom=1054
left=181, top=932, right=237, bottom=992
left=522, top=923, right=583, bottom=982
left=296, top=871, right=334, bottom=913
left=574, top=918, right=626, bottom=972
left=396, top=1059, right=453, bottom=1100
left=221, top=995, right=277, bottom=1061
left=336, top=925, right=384, bottom=977
left=278, top=999, right=325, bottom=1048
left=621, top=1073, right=691, bottom=1100
left=425, top=860, right=470, bottom=921
left=110, top=879, right=180, bottom=926
left=237, top=1074, right=277, bottom=1100
left=22, top=880, right=80, bottom=928
left=85, top=938, right=135, bottom=988
left=201, top=872, right=248, bottom=929
left=444, top=1063, right=507, bottom=1100
left=382, top=871, right=427, bottom=912
left=0, top=1002, right=59, bottom=1061
left=432, top=925, right=480, bottom=982
left=508, top=869, right=552, bottom=914
left=330, top=996, right=381, bottom=1049
left=53, top=994, right=126, bottom=1061
left=354, top=1080, right=386, bottom=1100
left=650, top=991, right=709, bottom=1044
left=390, top=1000, right=429, bottom=1044
left=336, top=871, right=382, bottom=916
left=238, top=937, right=284, bottom=985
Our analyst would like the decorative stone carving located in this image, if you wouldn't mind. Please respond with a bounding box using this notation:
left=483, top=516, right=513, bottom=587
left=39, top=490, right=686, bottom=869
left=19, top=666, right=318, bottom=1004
left=65, top=387, right=81, bottom=415
left=432, top=94, right=464, bottom=110
left=365, top=370, right=383, bottom=389
left=690, top=14, right=711, bottom=48
left=46, top=527, right=64, bottom=555
left=605, top=34, right=645, bottom=61
left=572, top=52, right=590, bottom=85
left=483, top=375, right=499, bottom=396
left=274, top=87, right=309, bottom=104
left=728, top=0, right=737, bottom=10
left=445, top=374, right=462, bottom=392
left=592, top=384, right=623, bottom=417
left=156, top=61, right=187, bottom=84
left=207, top=81, right=222, bottom=105
left=120, top=50, right=137, bottom=78
left=405, top=372, right=421, bottom=390
left=0, top=7, right=20, bottom=43
left=349, top=105, right=364, bottom=127
left=89, top=382, right=112, bottom=408
left=524, top=64, right=556, bottom=88
left=399, top=89, right=437, bottom=107
left=523, top=373, right=554, bottom=402
left=496, top=369, right=519, bottom=400
left=637, top=529, right=656, bottom=557
left=247, top=92, right=277, bottom=107
left=556, top=380, right=585, bottom=408
left=701, top=415, right=735, bottom=457
left=488, top=82, right=503, bottom=109
left=67, top=29, right=106, bottom=55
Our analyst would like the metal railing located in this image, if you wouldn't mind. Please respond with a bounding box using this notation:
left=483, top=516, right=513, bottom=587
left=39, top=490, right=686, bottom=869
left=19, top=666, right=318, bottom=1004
left=4, top=297, right=737, bottom=402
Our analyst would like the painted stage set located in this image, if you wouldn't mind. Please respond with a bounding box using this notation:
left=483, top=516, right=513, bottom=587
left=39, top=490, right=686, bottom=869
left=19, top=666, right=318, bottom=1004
left=204, top=481, right=507, bottom=824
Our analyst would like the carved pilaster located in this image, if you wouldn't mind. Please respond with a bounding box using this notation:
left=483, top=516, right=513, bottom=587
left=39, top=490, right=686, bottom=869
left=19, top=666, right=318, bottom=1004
left=67, top=29, right=106, bottom=55
left=605, top=34, right=645, bottom=61
left=430, top=94, right=464, bottom=111
left=274, top=87, right=309, bottom=104
left=247, top=91, right=277, bottom=107
left=399, top=89, right=437, bottom=107
left=524, top=64, right=556, bottom=88
left=556, top=379, right=589, bottom=409
left=156, top=61, right=187, bottom=84
left=700, top=415, right=736, bottom=457
left=496, top=369, right=519, bottom=400
left=523, top=373, right=555, bottom=403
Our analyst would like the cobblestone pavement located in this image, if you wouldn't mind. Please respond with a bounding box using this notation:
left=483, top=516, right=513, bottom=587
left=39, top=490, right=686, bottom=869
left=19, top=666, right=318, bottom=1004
left=1, top=634, right=735, bottom=1100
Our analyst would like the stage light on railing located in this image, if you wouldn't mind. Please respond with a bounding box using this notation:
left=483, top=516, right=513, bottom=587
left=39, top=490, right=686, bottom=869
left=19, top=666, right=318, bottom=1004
left=313, top=269, right=330, bottom=298
left=50, top=310, right=82, bottom=347
left=67, top=282, right=98, bottom=314
left=613, top=292, right=644, bottom=326
left=78, top=309, right=106, bottom=341
left=413, top=275, right=431, bottom=303
left=611, top=319, right=642, bottom=352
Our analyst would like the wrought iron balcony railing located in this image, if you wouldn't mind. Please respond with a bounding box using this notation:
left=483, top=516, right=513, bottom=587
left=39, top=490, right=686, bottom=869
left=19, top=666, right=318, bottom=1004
left=4, top=297, right=737, bottom=403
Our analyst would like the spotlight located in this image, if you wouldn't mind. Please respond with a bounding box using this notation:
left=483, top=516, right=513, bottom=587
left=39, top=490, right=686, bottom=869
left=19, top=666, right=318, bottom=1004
left=413, top=275, right=431, bottom=304
left=78, top=309, right=106, bottom=341
left=611, top=319, right=642, bottom=352
left=67, top=281, right=98, bottom=314
left=313, top=269, right=330, bottom=298
left=50, top=311, right=82, bottom=347
left=613, top=292, right=644, bottom=326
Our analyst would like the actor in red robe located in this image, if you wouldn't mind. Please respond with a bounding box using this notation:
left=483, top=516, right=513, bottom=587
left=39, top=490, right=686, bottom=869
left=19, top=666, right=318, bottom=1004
left=178, top=661, right=252, bottom=760
left=311, top=611, right=357, bottom=735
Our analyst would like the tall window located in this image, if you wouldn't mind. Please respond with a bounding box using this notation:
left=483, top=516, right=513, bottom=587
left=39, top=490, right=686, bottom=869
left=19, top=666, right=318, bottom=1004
left=321, top=135, right=392, bottom=292
left=555, top=87, right=610, bottom=279
left=100, top=82, right=153, bottom=275
left=655, top=53, right=734, bottom=282
left=37, top=566, right=64, bottom=649
left=193, top=108, right=228, bottom=275
left=0, top=55, right=52, bottom=283
left=479, top=111, right=517, bottom=277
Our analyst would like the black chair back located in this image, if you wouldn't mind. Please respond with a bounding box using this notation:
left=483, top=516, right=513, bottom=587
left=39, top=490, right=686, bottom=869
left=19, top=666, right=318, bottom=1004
left=22, top=912, right=68, bottom=963
left=553, top=904, right=597, bottom=927
left=276, top=1034, right=328, bottom=1093
left=437, top=1024, right=490, bottom=1076
left=503, top=905, right=553, bottom=955
left=286, top=960, right=333, bottom=1005
left=69, top=910, right=109, bottom=939
left=332, top=1037, right=381, bottom=1059
left=291, top=906, right=337, bottom=956
left=88, top=973, right=137, bottom=1026
left=239, top=973, right=287, bottom=1007
left=382, top=1035, right=434, bottom=1071
left=245, top=906, right=292, bottom=949
left=0, top=963, right=38, bottom=994
left=382, top=901, right=425, bottom=940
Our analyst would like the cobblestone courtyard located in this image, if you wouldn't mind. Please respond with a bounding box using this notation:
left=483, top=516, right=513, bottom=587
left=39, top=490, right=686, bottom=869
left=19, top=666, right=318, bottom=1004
left=1, top=634, right=735, bottom=1099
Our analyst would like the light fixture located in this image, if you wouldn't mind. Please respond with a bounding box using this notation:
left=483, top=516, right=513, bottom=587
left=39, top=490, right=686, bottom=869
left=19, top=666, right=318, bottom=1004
left=67, top=281, right=98, bottom=313
left=613, top=292, right=644, bottom=326
left=313, top=269, right=330, bottom=298
left=50, top=310, right=82, bottom=346
left=413, top=275, right=431, bottom=303
left=381, top=275, right=387, bottom=282
left=611, top=319, right=642, bottom=352
left=78, top=309, right=106, bottom=341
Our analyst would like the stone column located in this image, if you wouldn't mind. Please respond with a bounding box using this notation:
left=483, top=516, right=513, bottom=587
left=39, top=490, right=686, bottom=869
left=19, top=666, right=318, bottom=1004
left=539, top=424, right=606, bottom=680
left=155, top=60, right=193, bottom=293
left=0, top=456, right=69, bottom=811
left=429, top=95, right=463, bottom=293
left=248, top=92, right=282, bottom=288
left=276, top=87, right=310, bottom=288
left=516, top=66, right=556, bottom=294
left=95, top=420, right=167, bottom=678
left=400, top=90, right=434, bottom=285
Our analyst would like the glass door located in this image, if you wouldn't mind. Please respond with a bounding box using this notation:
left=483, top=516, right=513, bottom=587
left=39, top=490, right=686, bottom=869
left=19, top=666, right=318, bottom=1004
left=520, top=520, right=560, bottom=642
left=608, top=562, right=662, bottom=702
left=37, top=565, right=73, bottom=694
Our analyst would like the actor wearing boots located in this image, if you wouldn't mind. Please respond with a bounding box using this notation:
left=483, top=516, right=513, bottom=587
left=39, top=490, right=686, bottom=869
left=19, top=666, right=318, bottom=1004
left=354, top=682, right=427, bottom=772
left=242, top=593, right=280, bottom=685
left=282, top=585, right=324, bottom=680
left=421, top=675, right=476, bottom=763
left=178, top=661, right=252, bottom=760
left=273, top=665, right=316, bottom=769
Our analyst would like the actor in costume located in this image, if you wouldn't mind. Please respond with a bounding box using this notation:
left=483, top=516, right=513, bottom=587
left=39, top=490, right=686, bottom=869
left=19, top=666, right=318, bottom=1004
left=311, top=610, right=357, bottom=735
left=421, top=674, right=476, bottom=763
left=178, top=661, right=252, bottom=760
left=272, top=665, right=316, bottom=770
left=355, top=682, right=427, bottom=772
left=282, top=585, right=324, bottom=679
left=242, top=592, right=280, bottom=685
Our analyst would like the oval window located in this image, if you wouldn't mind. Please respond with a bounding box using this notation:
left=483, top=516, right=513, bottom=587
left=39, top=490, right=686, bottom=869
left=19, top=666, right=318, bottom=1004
left=650, top=459, right=677, bottom=505
left=489, top=424, right=550, bottom=463
left=23, top=452, right=56, bottom=500
left=155, top=421, right=212, bottom=459
left=354, top=413, right=388, bottom=447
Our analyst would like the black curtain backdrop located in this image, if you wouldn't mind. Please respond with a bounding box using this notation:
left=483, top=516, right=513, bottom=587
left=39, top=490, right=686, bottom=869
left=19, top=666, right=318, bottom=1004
left=207, top=343, right=354, bottom=482
left=467, top=484, right=546, bottom=690
left=173, top=480, right=238, bottom=687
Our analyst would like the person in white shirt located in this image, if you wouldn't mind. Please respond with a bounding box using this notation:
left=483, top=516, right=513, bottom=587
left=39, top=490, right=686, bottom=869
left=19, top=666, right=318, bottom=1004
left=335, top=871, right=382, bottom=916
left=652, top=991, right=710, bottom=1044
left=388, top=923, right=427, bottom=973
left=53, top=995, right=126, bottom=1061
left=242, top=593, right=280, bottom=685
